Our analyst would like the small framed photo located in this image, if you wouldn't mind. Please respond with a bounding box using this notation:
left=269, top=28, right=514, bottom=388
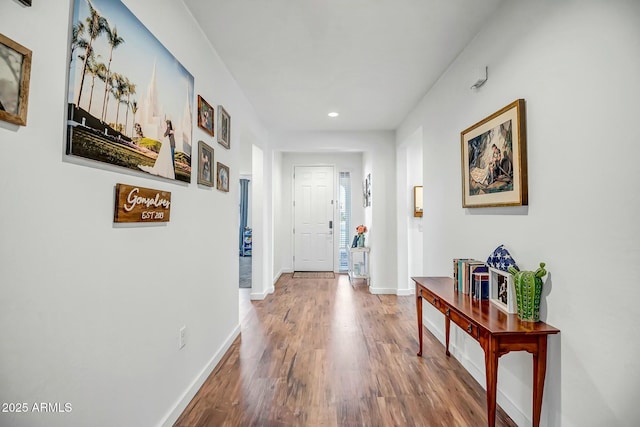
left=0, top=34, right=32, bottom=126
left=197, top=95, right=214, bottom=136
left=216, top=162, right=229, bottom=192
left=489, top=267, right=517, bottom=313
left=217, top=105, right=230, bottom=149
left=197, top=141, right=214, bottom=187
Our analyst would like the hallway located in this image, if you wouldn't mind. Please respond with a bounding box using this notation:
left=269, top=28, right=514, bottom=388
left=175, top=274, right=516, bottom=427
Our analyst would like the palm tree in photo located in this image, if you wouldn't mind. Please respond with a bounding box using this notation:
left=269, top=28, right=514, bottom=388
left=130, top=100, right=138, bottom=137
left=101, top=72, right=115, bottom=123
left=75, top=0, right=108, bottom=107
left=100, top=24, right=125, bottom=122
left=95, top=61, right=108, bottom=115
left=111, top=73, right=126, bottom=132
left=123, top=77, right=136, bottom=137
left=70, top=21, right=86, bottom=65
left=84, top=54, right=106, bottom=115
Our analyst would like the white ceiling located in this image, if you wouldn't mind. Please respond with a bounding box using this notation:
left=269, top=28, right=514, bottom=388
left=183, top=0, right=503, bottom=132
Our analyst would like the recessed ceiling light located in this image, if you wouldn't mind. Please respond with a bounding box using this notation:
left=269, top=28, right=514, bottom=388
left=328, top=112, right=339, bottom=118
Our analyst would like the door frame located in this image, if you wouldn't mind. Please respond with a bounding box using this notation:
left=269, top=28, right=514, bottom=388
left=291, top=164, right=338, bottom=272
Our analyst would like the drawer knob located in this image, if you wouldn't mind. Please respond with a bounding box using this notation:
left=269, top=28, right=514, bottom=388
left=467, top=324, right=473, bottom=333
left=432, top=298, right=437, bottom=305
left=445, top=308, right=450, bottom=316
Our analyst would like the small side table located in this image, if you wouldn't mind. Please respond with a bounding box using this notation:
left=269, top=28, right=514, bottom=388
left=348, top=247, right=370, bottom=286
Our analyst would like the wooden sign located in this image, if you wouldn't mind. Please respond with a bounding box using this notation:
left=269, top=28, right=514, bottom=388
left=114, top=183, right=171, bottom=223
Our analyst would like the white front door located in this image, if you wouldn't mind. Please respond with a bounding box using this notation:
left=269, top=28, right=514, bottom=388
left=294, top=166, right=334, bottom=271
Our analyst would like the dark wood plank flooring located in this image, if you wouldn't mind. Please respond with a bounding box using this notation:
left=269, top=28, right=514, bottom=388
left=175, top=274, right=517, bottom=427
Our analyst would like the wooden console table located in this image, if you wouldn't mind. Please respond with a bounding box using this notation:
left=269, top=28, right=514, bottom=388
left=413, top=277, right=559, bottom=427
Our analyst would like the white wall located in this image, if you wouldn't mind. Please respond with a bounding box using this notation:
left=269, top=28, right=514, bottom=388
left=270, top=131, right=397, bottom=293
left=0, top=1, right=269, bottom=427
left=397, top=1, right=640, bottom=426
left=396, top=128, right=423, bottom=295
left=271, top=151, right=284, bottom=281
left=278, top=152, right=364, bottom=273
left=250, top=144, right=267, bottom=299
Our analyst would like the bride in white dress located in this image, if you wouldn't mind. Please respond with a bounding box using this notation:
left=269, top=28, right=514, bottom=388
left=139, top=120, right=176, bottom=180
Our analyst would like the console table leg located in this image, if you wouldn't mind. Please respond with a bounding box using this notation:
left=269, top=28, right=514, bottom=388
left=484, top=336, right=498, bottom=427
left=445, top=317, right=451, bottom=357
left=416, top=291, right=423, bottom=357
left=532, top=336, right=548, bottom=427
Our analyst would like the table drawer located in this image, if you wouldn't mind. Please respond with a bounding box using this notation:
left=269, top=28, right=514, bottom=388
left=419, top=287, right=442, bottom=310
left=446, top=307, right=479, bottom=340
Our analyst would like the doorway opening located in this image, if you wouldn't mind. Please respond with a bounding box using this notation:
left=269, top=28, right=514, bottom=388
left=239, top=177, right=251, bottom=288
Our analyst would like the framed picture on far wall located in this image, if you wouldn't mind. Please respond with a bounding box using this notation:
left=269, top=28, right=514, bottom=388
left=197, top=141, right=214, bottom=187
left=216, top=162, right=229, bottom=192
left=461, top=99, right=527, bottom=208
left=0, top=33, right=32, bottom=126
left=217, top=105, right=230, bottom=149
left=198, top=95, right=214, bottom=137
left=363, top=173, right=371, bottom=207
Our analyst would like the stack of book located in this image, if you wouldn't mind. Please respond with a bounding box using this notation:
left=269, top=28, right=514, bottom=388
left=452, top=258, right=489, bottom=299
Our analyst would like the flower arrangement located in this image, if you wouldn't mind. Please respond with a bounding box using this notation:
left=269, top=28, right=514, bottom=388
left=353, top=225, right=368, bottom=248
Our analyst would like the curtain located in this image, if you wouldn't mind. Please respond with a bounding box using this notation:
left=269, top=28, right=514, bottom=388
left=239, top=179, right=249, bottom=255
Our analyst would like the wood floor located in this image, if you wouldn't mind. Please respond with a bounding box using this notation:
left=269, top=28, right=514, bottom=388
left=175, top=274, right=517, bottom=427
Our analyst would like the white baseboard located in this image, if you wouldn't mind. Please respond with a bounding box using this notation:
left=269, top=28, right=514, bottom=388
left=369, top=287, right=415, bottom=296
left=273, top=269, right=283, bottom=285
left=368, top=287, right=397, bottom=294
left=422, top=316, right=529, bottom=427
left=250, top=288, right=269, bottom=300
left=273, top=268, right=293, bottom=285
left=159, top=324, right=241, bottom=427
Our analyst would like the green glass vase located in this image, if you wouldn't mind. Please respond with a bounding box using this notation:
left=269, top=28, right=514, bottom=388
left=508, top=263, right=547, bottom=322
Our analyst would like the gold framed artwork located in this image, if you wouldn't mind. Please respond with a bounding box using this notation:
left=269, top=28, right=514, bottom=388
left=217, top=105, right=230, bottom=149
left=0, top=33, right=32, bottom=126
left=461, top=99, right=527, bottom=208
left=197, top=95, right=214, bottom=137
left=197, top=141, right=214, bottom=187
left=413, top=185, right=423, bottom=217
left=216, top=162, right=229, bottom=192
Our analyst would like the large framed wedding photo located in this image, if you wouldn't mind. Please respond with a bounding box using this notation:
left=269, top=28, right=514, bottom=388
left=461, top=99, right=527, bottom=208
left=66, top=0, right=194, bottom=183
left=0, top=33, right=32, bottom=126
